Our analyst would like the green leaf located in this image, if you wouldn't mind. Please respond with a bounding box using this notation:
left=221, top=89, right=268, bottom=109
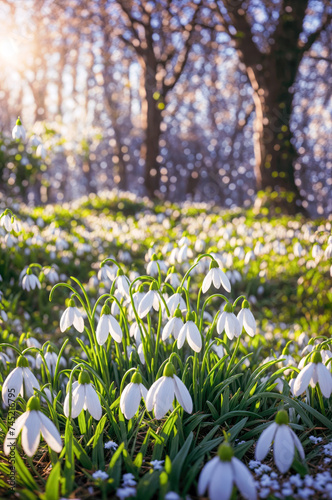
left=169, top=432, right=193, bottom=488
left=62, top=421, right=74, bottom=496
left=14, top=451, right=38, bottom=491
left=73, top=436, right=93, bottom=470
left=45, top=461, right=61, bottom=500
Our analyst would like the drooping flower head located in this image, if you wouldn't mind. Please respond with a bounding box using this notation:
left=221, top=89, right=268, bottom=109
left=4, top=396, right=63, bottom=457
left=217, top=302, right=241, bottom=340
left=255, top=410, right=305, bottom=473
left=293, top=350, right=332, bottom=398
left=2, top=355, right=40, bottom=406
left=237, top=299, right=256, bottom=337
left=146, top=361, right=193, bottom=419
left=177, top=311, right=202, bottom=352
left=60, top=298, right=84, bottom=333
left=198, top=441, right=257, bottom=500
left=120, top=371, right=148, bottom=420
left=12, top=116, right=26, bottom=141
left=96, top=303, right=123, bottom=345
left=202, top=259, right=231, bottom=294
left=64, top=370, right=102, bottom=420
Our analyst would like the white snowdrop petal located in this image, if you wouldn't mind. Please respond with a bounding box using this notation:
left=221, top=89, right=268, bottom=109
left=177, top=324, right=187, bottom=349
left=73, top=311, right=84, bottom=333
left=21, top=411, right=41, bottom=457
left=173, top=375, right=193, bottom=414
left=202, top=271, right=212, bottom=294
left=255, top=422, right=277, bottom=461
left=244, top=309, right=256, bottom=336
left=70, top=384, right=85, bottom=418
left=85, top=384, right=102, bottom=420
left=154, top=377, right=174, bottom=419
left=197, top=456, right=219, bottom=495
left=217, top=312, right=226, bottom=335
left=60, top=308, right=69, bottom=332
left=162, top=317, right=175, bottom=341
left=23, top=367, right=40, bottom=399
left=109, top=315, right=123, bottom=343
left=290, top=430, right=305, bottom=460
left=146, top=378, right=164, bottom=412
left=2, top=367, right=23, bottom=406
left=138, top=290, right=154, bottom=318
left=293, top=363, right=315, bottom=396
left=218, top=269, right=231, bottom=293
left=4, top=412, right=29, bottom=455
left=38, top=412, right=63, bottom=453
left=209, top=461, right=233, bottom=500
left=96, top=315, right=109, bottom=345
left=212, top=269, right=222, bottom=289
left=232, top=457, right=257, bottom=500
left=316, top=363, right=332, bottom=397
left=139, top=384, right=148, bottom=402
left=274, top=425, right=294, bottom=473
left=120, top=383, right=141, bottom=420
left=186, top=322, right=202, bottom=353
left=237, top=309, right=244, bottom=330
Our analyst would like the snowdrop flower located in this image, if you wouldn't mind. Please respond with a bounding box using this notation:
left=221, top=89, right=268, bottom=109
left=44, top=266, right=59, bottom=284
left=96, top=303, right=123, bottom=345
left=2, top=356, right=40, bottom=406
left=217, top=303, right=241, bottom=340
left=210, top=341, right=225, bottom=358
left=22, top=268, right=41, bottom=292
left=165, top=267, right=181, bottom=288
left=138, top=284, right=161, bottom=318
left=0, top=349, right=10, bottom=366
left=36, top=348, right=65, bottom=376
left=244, top=250, right=255, bottom=264
left=325, top=239, right=332, bottom=259
left=115, top=270, right=131, bottom=298
left=202, top=260, right=231, bottom=294
left=146, top=253, right=167, bottom=276
left=12, top=117, right=26, bottom=141
left=36, top=143, right=47, bottom=159
left=60, top=299, right=84, bottom=333
left=129, top=322, right=142, bottom=344
left=237, top=300, right=256, bottom=337
left=162, top=308, right=184, bottom=341
left=98, top=262, right=117, bottom=281
left=120, top=372, right=148, bottom=420
left=30, top=134, right=41, bottom=147
left=0, top=210, right=14, bottom=232
left=293, top=242, right=303, bottom=257
left=3, top=396, right=62, bottom=457
left=198, top=442, right=257, bottom=500
left=177, top=312, right=202, bottom=352
left=255, top=410, right=304, bottom=473
left=146, top=362, right=192, bottom=419
left=64, top=371, right=102, bottom=420
left=166, top=291, right=186, bottom=315
left=178, top=244, right=191, bottom=263
left=137, top=343, right=145, bottom=364
left=312, top=243, right=323, bottom=260
left=293, top=351, right=332, bottom=398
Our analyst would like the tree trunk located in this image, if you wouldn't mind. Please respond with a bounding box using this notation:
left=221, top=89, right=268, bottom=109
left=144, top=79, right=162, bottom=198
left=248, top=67, right=303, bottom=213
